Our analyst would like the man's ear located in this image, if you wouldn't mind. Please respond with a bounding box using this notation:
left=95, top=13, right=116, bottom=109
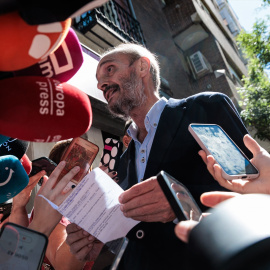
left=139, top=57, right=151, bottom=77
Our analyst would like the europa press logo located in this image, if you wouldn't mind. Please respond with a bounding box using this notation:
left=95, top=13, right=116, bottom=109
left=0, top=11, right=71, bottom=71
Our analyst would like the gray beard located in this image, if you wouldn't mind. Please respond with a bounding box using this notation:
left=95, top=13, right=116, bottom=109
left=108, top=69, right=146, bottom=120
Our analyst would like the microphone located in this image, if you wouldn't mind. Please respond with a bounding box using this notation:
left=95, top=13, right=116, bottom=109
left=0, top=135, right=10, bottom=145
left=20, top=154, right=32, bottom=175
left=16, top=0, right=108, bottom=24
left=13, top=28, right=84, bottom=82
left=0, top=76, right=92, bottom=142
left=0, top=155, right=29, bottom=203
left=0, top=138, right=29, bottom=160
left=0, top=11, right=71, bottom=71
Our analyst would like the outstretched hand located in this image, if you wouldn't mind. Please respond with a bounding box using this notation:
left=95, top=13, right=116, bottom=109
left=28, top=161, right=80, bottom=236
left=199, top=134, right=270, bottom=194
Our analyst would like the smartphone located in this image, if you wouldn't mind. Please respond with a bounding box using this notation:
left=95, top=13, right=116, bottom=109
left=157, top=171, right=202, bottom=221
left=57, top=137, right=99, bottom=192
left=188, top=123, right=259, bottom=180
left=99, top=138, right=123, bottom=172
left=29, top=157, right=57, bottom=186
left=92, top=237, right=129, bottom=270
left=0, top=222, right=48, bottom=270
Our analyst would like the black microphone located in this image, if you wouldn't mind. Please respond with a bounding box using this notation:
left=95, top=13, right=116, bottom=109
left=16, top=0, right=108, bottom=24
left=0, top=138, right=29, bottom=160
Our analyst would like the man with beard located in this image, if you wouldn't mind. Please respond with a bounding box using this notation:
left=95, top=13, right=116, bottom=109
left=66, top=43, right=251, bottom=269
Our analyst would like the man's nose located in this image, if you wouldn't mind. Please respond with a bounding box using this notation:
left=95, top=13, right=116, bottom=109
left=97, top=77, right=109, bottom=91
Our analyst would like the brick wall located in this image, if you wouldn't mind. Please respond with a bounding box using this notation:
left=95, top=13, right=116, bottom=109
left=162, top=0, right=196, bottom=35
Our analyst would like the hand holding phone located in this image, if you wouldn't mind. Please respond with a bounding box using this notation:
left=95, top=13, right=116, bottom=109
left=188, top=124, right=259, bottom=180
left=29, top=157, right=57, bottom=186
left=157, top=171, right=202, bottom=221
left=56, top=137, right=99, bottom=192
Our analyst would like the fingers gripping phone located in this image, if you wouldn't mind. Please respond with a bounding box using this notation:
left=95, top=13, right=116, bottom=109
left=0, top=222, right=48, bottom=270
left=57, top=137, right=99, bottom=192
left=29, top=157, right=57, bottom=186
left=157, top=171, right=202, bottom=221
left=188, top=123, right=259, bottom=180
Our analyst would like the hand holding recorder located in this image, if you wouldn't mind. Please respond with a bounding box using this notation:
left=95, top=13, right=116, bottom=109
left=199, top=134, right=270, bottom=194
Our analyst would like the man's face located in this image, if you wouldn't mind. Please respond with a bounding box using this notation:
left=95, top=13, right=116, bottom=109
left=96, top=53, right=146, bottom=119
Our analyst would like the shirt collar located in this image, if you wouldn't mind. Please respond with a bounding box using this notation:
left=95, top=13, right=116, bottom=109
left=127, top=97, right=167, bottom=139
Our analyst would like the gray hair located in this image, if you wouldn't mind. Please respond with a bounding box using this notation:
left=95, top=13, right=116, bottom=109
left=101, top=43, right=161, bottom=92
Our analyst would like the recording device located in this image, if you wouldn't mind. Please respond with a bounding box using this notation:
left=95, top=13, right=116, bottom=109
left=0, top=222, right=48, bottom=270
left=0, top=155, right=29, bottom=203
left=0, top=135, right=9, bottom=145
left=29, top=157, right=57, bottom=186
left=0, top=138, right=29, bottom=160
left=99, top=138, right=123, bottom=172
left=92, top=237, right=129, bottom=270
left=0, top=11, right=71, bottom=71
left=157, top=171, right=202, bottom=221
left=13, top=28, right=84, bottom=83
left=0, top=76, right=92, bottom=142
left=57, top=137, right=99, bottom=192
left=188, top=124, right=259, bottom=180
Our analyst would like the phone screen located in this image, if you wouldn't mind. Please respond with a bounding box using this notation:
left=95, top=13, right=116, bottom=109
left=157, top=171, right=202, bottom=221
left=29, top=157, right=57, bottom=186
left=190, top=124, right=258, bottom=176
left=0, top=222, right=48, bottom=270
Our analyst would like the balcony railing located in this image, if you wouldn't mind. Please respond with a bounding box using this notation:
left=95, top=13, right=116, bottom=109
left=73, top=0, right=146, bottom=46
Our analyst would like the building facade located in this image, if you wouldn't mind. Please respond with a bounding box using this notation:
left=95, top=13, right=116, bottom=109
left=26, top=0, right=250, bottom=175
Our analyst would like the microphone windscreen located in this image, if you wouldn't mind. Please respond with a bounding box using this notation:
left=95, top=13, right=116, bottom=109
left=0, top=135, right=10, bottom=145
left=20, top=154, right=32, bottom=175
left=17, top=0, right=107, bottom=24
left=0, top=155, right=29, bottom=203
left=0, top=11, right=71, bottom=71
left=13, top=28, right=84, bottom=82
left=0, top=138, right=29, bottom=160
left=0, top=76, right=92, bottom=142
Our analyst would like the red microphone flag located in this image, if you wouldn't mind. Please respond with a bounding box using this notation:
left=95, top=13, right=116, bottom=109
left=0, top=11, right=71, bottom=71
left=13, top=28, right=84, bottom=82
left=0, top=76, right=92, bottom=142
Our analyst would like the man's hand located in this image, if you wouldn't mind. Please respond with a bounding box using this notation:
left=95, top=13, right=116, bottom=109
left=66, top=223, right=104, bottom=262
left=199, top=134, right=270, bottom=194
left=118, top=177, right=175, bottom=223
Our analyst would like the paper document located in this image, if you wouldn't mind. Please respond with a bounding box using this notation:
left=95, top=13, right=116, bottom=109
left=58, top=168, right=140, bottom=243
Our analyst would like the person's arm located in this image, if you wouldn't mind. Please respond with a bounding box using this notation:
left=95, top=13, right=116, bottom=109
left=28, top=161, right=80, bottom=236
left=118, top=176, right=176, bottom=223
left=175, top=191, right=239, bottom=243
left=9, top=170, right=46, bottom=227
left=45, top=223, right=86, bottom=270
left=199, top=134, right=270, bottom=194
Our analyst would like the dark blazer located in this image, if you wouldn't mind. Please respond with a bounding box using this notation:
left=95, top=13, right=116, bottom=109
left=117, top=92, right=250, bottom=270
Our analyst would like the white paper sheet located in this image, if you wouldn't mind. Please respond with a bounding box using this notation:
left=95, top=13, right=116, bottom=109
left=58, top=168, right=140, bottom=243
